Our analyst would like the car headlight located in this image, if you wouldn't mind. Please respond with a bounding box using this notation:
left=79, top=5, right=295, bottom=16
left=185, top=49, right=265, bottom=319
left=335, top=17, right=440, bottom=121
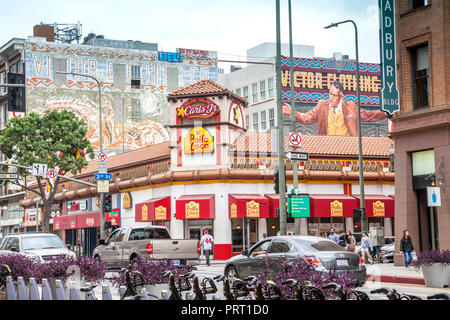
left=25, top=253, right=42, bottom=262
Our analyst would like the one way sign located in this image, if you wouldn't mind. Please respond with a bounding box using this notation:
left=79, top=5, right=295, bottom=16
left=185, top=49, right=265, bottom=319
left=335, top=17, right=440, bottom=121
left=285, top=151, right=309, bottom=161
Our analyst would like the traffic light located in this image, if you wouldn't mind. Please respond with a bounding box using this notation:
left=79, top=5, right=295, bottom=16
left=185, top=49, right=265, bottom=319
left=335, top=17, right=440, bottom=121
left=103, top=193, right=112, bottom=212
left=7, top=73, right=25, bottom=112
left=353, top=208, right=364, bottom=219
left=273, top=165, right=287, bottom=194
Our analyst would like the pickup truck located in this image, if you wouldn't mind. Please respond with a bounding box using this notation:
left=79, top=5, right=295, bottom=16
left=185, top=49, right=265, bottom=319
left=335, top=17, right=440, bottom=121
left=93, top=226, right=200, bottom=268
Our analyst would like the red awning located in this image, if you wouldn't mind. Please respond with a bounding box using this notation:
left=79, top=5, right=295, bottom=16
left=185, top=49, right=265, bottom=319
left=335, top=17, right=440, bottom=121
left=176, top=195, right=215, bottom=219
left=265, top=194, right=286, bottom=218
left=76, top=212, right=101, bottom=229
left=352, top=195, right=395, bottom=218
left=53, top=215, right=78, bottom=231
left=309, top=194, right=358, bottom=218
left=229, top=194, right=269, bottom=218
left=135, top=197, right=171, bottom=222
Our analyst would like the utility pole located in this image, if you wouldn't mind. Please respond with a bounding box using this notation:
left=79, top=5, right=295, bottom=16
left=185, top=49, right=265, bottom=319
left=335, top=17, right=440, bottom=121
left=276, top=0, right=287, bottom=236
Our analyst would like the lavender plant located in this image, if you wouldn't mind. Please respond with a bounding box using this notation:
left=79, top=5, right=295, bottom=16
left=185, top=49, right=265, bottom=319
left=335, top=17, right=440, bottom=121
left=412, top=250, right=450, bottom=269
left=0, top=254, right=38, bottom=283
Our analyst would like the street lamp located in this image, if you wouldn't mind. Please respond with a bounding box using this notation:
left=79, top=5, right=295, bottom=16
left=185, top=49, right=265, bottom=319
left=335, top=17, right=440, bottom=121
left=56, top=71, right=106, bottom=242
left=324, top=20, right=368, bottom=233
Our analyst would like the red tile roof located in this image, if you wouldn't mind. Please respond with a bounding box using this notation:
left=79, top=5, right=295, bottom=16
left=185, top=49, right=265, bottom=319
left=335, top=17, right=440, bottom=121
left=233, top=133, right=393, bottom=158
left=168, top=80, right=247, bottom=105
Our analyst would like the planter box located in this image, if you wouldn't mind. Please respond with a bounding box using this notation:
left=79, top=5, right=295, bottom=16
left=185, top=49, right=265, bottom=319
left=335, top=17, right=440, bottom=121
left=421, top=263, right=450, bottom=288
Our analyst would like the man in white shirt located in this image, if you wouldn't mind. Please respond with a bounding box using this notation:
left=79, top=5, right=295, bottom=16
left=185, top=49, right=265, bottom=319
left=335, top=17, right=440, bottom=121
left=200, top=230, right=214, bottom=266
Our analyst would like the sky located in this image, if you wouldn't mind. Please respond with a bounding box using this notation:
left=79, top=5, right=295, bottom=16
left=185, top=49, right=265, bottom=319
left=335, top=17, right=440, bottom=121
left=0, top=0, right=381, bottom=72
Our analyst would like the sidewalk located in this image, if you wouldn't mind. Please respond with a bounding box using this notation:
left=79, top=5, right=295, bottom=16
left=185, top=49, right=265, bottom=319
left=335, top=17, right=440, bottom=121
left=365, top=263, right=425, bottom=285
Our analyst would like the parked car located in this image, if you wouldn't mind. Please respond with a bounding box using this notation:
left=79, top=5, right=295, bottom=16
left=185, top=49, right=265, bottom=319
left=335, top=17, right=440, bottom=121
left=93, top=226, right=200, bottom=268
left=0, top=232, right=76, bottom=262
left=224, top=236, right=367, bottom=286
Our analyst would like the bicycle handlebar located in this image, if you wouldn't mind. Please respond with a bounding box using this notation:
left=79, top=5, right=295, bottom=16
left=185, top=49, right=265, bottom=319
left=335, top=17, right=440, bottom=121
left=370, top=287, right=391, bottom=294
left=281, top=279, right=298, bottom=287
left=427, top=293, right=450, bottom=300
left=322, top=282, right=343, bottom=294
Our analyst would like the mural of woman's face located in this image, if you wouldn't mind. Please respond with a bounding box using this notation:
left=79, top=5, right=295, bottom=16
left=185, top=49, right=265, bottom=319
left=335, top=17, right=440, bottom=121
left=329, top=85, right=342, bottom=107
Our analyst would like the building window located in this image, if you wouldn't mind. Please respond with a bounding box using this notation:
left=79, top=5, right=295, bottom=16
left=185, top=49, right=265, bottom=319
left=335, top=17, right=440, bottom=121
left=243, top=86, right=249, bottom=101
left=131, top=99, right=142, bottom=122
left=260, top=80, right=266, bottom=101
left=411, top=45, right=429, bottom=109
left=252, top=113, right=258, bottom=132
left=236, top=88, right=241, bottom=96
left=411, top=0, right=428, bottom=10
left=269, top=108, right=275, bottom=128
left=0, top=71, right=6, bottom=95
left=252, top=83, right=258, bottom=104
left=131, top=65, right=141, bottom=89
left=245, top=115, right=249, bottom=130
left=268, top=77, right=274, bottom=99
left=260, top=111, right=267, bottom=131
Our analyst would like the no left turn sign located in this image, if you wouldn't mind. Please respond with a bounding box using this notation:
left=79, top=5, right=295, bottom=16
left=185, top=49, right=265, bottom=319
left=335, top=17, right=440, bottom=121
left=98, top=152, right=107, bottom=162
left=47, top=169, right=57, bottom=179
left=289, top=132, right=302, bottom=148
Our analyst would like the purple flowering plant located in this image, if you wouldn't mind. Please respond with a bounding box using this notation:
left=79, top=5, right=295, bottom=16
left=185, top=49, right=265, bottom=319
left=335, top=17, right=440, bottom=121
left=412, top=250, right=450, bottom=269
left=109, top=257, right=193, bottom=288
left=0, top=253, right=38, bottom=283
left=256, top=256, right=357, bottom=300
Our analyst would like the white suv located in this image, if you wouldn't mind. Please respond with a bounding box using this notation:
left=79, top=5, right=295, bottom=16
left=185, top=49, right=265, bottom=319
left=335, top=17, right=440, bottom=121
left=0, top=233, right=76, bottom=262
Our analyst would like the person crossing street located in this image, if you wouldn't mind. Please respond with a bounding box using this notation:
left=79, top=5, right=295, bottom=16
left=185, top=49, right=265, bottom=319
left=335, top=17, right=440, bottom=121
left=201, top=230, right=214, bottom=267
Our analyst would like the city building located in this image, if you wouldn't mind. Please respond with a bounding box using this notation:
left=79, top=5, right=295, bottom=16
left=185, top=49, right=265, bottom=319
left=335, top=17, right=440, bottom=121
left=20, top=80, right=395, bottom=260
left=392, top=0, right=450, bottom=263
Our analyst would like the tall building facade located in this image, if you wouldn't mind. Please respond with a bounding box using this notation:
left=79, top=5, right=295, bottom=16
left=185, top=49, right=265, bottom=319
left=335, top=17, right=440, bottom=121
left=392, top=0, right=450, bottom=264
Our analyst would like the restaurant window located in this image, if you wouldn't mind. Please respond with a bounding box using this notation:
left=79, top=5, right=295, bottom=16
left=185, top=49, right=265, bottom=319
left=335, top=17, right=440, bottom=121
left=243, top=86, right=249, bottom=101
left=252, top=113, right=259, bottom=132
left=269, top=108, right=275, bottom=128
left=268, top=77, right=274, bottom=99
left=252, top=82, right=258, bottom=104
left=231, top=219, right=243, bottom=253
left=259, top=80, right=266, bottom=101
left=411, top=45, right=429, bottom=109
left=260, top=111, right=267, bottom=131
left=410, top=0, right=428, bottom=10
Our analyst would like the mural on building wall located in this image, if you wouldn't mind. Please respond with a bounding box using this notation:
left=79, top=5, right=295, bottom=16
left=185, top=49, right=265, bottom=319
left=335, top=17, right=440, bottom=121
left=281, top=56, right=389, bottom=137
left=24, top=40, right=219, bottom=152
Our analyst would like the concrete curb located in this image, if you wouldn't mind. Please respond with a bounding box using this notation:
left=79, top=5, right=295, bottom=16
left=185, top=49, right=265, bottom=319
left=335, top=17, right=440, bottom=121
left=367, top=274, right=425, bottom=285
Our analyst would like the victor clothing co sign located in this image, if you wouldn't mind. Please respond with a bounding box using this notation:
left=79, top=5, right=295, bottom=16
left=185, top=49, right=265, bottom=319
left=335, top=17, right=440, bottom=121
left=177, top=98, right=220, bottom=120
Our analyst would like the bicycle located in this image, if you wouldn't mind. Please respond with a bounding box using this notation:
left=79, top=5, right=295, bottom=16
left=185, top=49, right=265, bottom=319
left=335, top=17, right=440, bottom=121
left=213, top=275, right=250, bottom=300
left=192, top=275, right=219, bottom=300
left=161, top=270, right=196, bottom=300
left=427, top=293, right=450, bottom=300
left=0, top=264, right=11, bottom=297
left=322, top=282, right=370, bottom=301
left=120, top=268, right=159, bottom=300
left=370, top=287, right=422, bottom=300
left=79, top=283, right=99, bottom=300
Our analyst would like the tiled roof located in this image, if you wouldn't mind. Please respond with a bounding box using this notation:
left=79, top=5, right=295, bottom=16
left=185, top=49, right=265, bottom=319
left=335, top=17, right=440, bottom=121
left=66, top=141, right=171, bottom=177
left=168, top=80, right=247, bottom=105
left=233, top=132, right=393, bottom=158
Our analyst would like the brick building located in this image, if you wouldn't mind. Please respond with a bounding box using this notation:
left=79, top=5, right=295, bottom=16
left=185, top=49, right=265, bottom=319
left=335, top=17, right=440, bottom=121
left=392, top=0, right=450, bottom=264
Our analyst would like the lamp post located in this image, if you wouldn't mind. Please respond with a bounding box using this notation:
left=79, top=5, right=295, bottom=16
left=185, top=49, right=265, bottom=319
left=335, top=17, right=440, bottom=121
left=56, top=71, right=105, bottom=242
left=324, top=20, right=367, bottom=233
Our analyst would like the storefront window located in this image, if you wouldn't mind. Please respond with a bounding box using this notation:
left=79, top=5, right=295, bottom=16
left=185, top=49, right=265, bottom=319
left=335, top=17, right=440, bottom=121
left=231, top=219, right=243, bottom=253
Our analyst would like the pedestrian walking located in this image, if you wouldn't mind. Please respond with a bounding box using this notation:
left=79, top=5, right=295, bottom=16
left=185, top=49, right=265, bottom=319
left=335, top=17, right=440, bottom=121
left=201, top=230, right=214, bottom=266
left=361, top=232, right=375, bottom=265
left=345, top=231, right=356, bottom=252
left=400, top=230, right=414, bottom=269
left=328, top=228, right=340, bottom=244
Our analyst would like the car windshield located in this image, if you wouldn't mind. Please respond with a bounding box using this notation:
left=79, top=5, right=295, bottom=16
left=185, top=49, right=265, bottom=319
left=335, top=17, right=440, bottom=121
left=21, top=236, right=66, bottom=250
left=294, top=239, right=345, bottom=252
left=384, top=237, right=395, bottom=245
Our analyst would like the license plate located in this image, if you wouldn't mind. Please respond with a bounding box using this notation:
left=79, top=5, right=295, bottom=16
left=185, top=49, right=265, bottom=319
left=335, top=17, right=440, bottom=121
left=336, top=259, right=349, bottom=267
left=172, top=260, right=180, bottom=265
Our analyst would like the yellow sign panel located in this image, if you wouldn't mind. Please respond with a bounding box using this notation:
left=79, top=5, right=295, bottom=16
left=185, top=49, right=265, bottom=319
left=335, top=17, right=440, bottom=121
left=142, top=204, right=148, bottom=221
left=155, top=206, right=167, bottom=220
left=184, top=127, right=214, bottom=154
left=373, top=201, right=385, bottom=217
left=123, top=192, right=132, bottom=209
left=330, top=200, right=343, bottom=217
left=246, top=200, right=260, bottom=218
left=230, top=203, right=237, bottom=218
left=185, top=201, right=200, bottom=219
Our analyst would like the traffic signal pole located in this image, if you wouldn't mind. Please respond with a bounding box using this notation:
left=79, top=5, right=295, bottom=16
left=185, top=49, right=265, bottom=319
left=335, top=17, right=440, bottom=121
left=276, top=0, right=287, bottom=236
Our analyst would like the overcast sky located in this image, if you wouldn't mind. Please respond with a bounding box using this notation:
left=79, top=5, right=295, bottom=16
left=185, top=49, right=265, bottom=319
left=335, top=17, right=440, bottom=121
left=0, top=0, right=381, bottom=71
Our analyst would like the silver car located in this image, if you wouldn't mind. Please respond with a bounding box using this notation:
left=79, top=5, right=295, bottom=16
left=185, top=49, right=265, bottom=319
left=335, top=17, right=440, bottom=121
left=224, top=236, right=367, bottom=286
left=0, top=233, right=76, bottom=262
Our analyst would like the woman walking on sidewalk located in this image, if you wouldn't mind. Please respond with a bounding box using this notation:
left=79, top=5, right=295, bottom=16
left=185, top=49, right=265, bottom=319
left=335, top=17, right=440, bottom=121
left=345, top=231, right=356, bottom=252
left=361, top=232, right=375, bottom=265
left=400, top=230, right=414, bottom=269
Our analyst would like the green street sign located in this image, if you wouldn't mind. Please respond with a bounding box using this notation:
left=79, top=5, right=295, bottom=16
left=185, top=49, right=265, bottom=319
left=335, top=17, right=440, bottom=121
left=288, top=194, right=310, bottom=218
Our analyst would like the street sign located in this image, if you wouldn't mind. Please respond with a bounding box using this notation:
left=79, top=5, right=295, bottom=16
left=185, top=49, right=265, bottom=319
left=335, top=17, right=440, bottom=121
left=98, top=161, right=107, bottom=173
left=32, top=163, right=48, bottom=177
left=97, top=180, right=109, bottom=193
left=98, top=152, right=107, bottom=162
left=47, top=169, right=57, bottom=179
left=288, top=132, right=302, bottom=148
left=94, top=173, right=112, bottom=181
left=427, top=187, right=441, bottom=207
left=0, top=172, right=19, bottom=180
left=288, top=194, right=310, bottom=218
left=285, top=151, right=309, bottom=161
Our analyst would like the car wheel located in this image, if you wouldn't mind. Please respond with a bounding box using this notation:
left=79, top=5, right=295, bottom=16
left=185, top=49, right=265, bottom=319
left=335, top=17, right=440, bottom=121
left=226, top=266, right=239, bottom=279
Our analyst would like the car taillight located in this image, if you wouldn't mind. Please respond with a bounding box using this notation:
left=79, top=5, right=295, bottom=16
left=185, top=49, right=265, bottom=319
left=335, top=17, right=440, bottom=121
left=197, top=242, right=200, bottom=255
left=146, top=243, right=153, bottom=255
left=304, top=257, right=321, bottom=266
